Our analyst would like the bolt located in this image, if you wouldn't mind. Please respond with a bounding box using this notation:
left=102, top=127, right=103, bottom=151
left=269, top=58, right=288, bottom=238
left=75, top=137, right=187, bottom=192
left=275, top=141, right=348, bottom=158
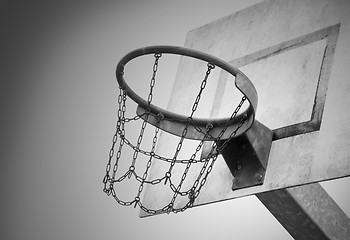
left=256, top=174, right=263, bottom=182
left=237, top=164, right=242, bottom=170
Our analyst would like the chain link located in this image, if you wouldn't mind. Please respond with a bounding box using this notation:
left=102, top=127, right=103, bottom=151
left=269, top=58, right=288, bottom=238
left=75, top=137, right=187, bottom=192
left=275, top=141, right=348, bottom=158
left=104, top=56, right=249, bottom=214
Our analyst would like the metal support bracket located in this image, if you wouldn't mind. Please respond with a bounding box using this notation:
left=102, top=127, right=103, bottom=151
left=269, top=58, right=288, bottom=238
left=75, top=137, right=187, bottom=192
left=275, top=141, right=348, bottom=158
left=218, top=120, right=273, bottom=191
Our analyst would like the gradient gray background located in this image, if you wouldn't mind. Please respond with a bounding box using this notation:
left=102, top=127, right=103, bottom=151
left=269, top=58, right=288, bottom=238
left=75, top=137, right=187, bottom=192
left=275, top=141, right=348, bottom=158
left=1, top=1, right=349, bottom=239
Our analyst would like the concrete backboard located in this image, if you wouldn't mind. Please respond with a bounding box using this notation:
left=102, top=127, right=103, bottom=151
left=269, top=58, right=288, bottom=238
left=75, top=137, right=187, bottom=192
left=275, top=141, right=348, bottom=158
left=137, top=0, right=350, bottom=217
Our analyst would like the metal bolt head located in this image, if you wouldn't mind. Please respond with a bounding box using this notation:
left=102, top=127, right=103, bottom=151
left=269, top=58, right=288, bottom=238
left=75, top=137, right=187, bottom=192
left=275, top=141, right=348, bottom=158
left=256, top=174, right=263, bottom=182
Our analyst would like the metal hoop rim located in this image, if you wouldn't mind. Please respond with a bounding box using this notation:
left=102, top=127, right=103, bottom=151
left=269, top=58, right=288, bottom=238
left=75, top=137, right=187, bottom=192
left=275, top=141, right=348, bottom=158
left=115, top=45, right=258, bottom=139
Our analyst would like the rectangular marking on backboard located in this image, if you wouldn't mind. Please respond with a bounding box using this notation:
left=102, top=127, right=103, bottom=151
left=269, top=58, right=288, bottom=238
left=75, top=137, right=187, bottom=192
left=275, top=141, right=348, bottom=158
left=213, top=24, right=340, bottom=141
left=230, top=24, right=340, bottom=68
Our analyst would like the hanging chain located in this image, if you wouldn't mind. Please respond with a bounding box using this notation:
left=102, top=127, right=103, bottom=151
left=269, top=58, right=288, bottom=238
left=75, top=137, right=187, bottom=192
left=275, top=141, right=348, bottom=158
left=103, top=88, right=126, bottom=194
left=191, top=63, right=215, bottom=117
left=103, top=55, right=250, bottom=214
left=166, top=62, right=215, bottom=210
left=148, top=53, right=161, bottom=106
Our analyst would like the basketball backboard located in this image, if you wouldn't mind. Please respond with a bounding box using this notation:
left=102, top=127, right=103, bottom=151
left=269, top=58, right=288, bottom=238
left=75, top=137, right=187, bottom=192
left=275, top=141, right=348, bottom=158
left=136, top=0, right=350, bottom=217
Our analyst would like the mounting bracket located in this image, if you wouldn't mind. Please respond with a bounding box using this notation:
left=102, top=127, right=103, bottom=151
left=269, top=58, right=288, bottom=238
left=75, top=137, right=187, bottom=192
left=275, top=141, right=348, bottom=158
left=218, top=120, right=273, bottom=191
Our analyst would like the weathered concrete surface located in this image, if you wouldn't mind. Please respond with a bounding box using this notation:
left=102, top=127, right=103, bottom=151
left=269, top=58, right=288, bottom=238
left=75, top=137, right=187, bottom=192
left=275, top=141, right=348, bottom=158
left=141, top=0, right=350, bottom=218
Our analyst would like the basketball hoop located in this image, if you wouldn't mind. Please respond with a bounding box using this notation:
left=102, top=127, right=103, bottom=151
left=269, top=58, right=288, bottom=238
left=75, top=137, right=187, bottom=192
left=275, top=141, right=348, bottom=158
left=103, top=46, right=272, bottom=215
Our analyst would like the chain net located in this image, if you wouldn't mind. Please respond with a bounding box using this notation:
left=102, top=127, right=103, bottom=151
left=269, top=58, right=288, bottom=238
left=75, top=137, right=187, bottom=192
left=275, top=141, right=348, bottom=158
left=103, top=53, right=247, bottom=214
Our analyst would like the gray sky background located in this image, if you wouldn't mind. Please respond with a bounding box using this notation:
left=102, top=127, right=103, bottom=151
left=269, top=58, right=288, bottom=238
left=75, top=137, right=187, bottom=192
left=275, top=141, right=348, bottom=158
left=1, top=1, right=349, bottom=239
